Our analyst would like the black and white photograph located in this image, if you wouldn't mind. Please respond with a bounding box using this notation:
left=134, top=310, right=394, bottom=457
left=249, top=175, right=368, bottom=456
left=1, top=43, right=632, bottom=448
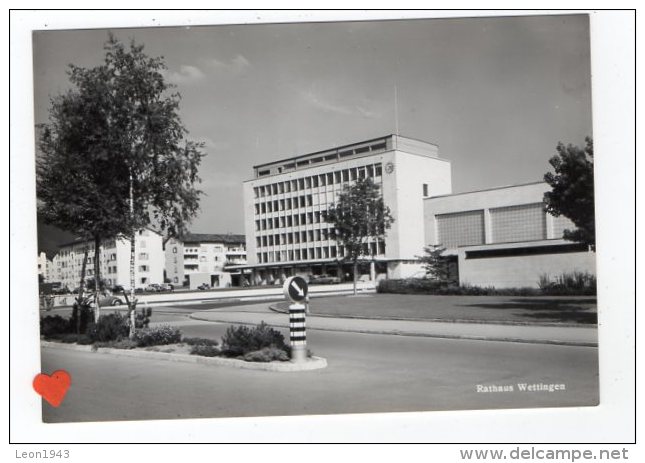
left=9, top=10, right=635, bottom=444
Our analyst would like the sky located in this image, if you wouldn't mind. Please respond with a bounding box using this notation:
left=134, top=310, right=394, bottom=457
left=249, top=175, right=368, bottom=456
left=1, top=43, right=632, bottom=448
left=32, top=14, right=592, bottom=237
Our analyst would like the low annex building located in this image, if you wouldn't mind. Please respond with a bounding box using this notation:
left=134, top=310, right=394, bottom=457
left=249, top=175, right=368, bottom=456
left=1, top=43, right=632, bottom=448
left=423, top=182, right=596, bottom=288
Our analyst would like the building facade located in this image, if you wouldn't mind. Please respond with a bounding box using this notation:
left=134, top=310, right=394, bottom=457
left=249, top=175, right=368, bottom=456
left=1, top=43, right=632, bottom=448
left=164, top=233, right=247, bottom=288
left=423, top=182, right=596, bottom=288
left=239, top=134, right=452, bottom=284
left=51, top=229, right=164, bottom=290
left=37, top=252, right=53, bottom=283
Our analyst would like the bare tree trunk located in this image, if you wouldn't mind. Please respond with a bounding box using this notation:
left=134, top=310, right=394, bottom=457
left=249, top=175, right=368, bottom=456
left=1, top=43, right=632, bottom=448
left=93, top=235, right=101, bottom=323
left=75, top=246, right=89, bottom=338
left=353, top=260, right=358, bottom=296
left=128, top=170, right=137, bottom=338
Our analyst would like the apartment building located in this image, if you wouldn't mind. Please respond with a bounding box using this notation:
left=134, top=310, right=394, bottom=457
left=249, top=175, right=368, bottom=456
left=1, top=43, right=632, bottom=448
left=51, top=229, right=164, bottom=290
left=238, top=134, right=452, bottom=284
left=164, top=233, right=247, bottom=288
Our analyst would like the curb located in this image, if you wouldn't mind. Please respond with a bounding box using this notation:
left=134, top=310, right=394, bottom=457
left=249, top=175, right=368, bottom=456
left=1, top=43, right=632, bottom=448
left=267, top=304, right=597, bottom=329
left=188, top=315, right=598, bottom=348
left=41, top=341, right=328, bottom=372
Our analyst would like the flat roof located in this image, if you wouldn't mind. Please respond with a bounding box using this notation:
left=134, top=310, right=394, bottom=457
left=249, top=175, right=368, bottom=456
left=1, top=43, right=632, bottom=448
left=253, top=133, right=440, bottom=169
left=425, top=180, right=546, bottom=200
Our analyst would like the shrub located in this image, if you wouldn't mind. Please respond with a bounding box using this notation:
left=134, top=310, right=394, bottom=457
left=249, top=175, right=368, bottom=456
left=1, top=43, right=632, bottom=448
left=87, top=312, right=130, bottom=343
left=190, top=345, right=221, bottom=357
left=538, top=271, right=596, bottom=296
left=94, top=339, right=138, bottom=349
left=220, top=322, right=288, bottom=357
left=183, top=337, right=219, bottom=346
left=242, top=347, right=290, bottom=363
left=132, top=325, right=182, bottom=347
left=40, top=315, right=71, bottom=337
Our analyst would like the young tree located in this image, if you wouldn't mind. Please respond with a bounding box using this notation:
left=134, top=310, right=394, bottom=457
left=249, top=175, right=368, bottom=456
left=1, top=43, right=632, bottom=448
left=543, top=137, right=595, bottom=249
left=37, top=35, right=204, bottom=332
left=418, top=244, right=452, bottom=282
left=326, top=177, right=394, bottom=295
left=37, top=65, right=132, bottom=321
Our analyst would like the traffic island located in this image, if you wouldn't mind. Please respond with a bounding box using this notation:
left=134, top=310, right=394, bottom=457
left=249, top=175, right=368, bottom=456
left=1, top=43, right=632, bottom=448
left=41, top=340, right=328, bottom=372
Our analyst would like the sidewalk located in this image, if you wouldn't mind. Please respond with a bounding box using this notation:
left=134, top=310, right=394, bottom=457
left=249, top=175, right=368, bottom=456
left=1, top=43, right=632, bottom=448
left=189, top=305, right=598, bottom=347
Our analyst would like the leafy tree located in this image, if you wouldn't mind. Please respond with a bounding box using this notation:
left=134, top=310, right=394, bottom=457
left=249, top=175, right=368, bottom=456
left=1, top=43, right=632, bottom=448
left=37, top=60, right=133, bottom=321
left=418, top=245, right=453, bottom=282
left=543, top=137, right=595, bottom=249
left=326, top=177, right=394, bottom=295
left=37, top=35, right=204, bottom=332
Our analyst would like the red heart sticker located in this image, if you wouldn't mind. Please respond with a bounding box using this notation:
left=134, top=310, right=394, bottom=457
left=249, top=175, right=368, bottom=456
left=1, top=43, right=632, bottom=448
left=33, top=370, right=71, bottom=407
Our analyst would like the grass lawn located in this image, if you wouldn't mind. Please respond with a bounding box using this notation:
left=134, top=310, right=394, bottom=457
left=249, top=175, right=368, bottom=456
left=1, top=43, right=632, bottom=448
left=278, top=294, right=597, bottom=325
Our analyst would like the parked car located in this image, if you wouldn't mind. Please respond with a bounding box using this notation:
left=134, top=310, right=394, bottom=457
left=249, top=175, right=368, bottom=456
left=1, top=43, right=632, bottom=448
left=197, top=283, right=210, bottom=291
left=77, top=292, right=124, bottom=307
left=145, top=283, right=163, bottom=293
left=160, top=283, right=174, bottom=292
left=310, top=274, right=341, bottom=285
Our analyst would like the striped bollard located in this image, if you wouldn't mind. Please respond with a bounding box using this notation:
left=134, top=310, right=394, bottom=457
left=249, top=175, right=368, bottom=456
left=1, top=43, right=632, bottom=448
left=289, top=303, right=307, bottom=363
left=283, top=276, right=309, bottom=363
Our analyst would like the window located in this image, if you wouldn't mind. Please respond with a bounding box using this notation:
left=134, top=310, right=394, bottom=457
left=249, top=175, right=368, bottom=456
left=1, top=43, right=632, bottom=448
left=307, top=195, right=313, bottom=206
left=305, top=177, right=311, bottom=188
left=375, top=164, right=382, bottom=176
left=139, top=253, right=149, bottom=260
left=342, top=170, right=349, bottom=182
left=490, top=203, right=546, bottom=243
left=313, top=176, right=319, bottom=187
left=334, top=171, right=341, bottom=183
left=139, top=265, right=149, bottom=272
left=327, top=172, right=334, bottom=184
left=258, top=170, right=269, bottom=177
left=436, top=210, right=485, bottom=248
left=423, top=184, right=429, bottom=197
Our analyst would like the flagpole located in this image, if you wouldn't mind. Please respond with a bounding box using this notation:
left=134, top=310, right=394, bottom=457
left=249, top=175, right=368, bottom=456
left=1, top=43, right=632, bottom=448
left=394, top=84, right=399, bottom=136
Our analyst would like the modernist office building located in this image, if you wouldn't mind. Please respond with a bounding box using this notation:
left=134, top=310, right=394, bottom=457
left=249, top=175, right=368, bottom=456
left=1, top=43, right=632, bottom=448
left=239, top=134, right=452, bottom=284
left=164, top=233, right=247, bottom=288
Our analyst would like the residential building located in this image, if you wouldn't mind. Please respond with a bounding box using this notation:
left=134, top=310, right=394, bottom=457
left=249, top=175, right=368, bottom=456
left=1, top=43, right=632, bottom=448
left=37, top=251, right=53, bottom=283
left=164, top=233, right=247, bottom=288
left=51, top=229, right=164, bottom=290
left=423, top=181, right=596, bottom=288
left=238, top=134, right=452, bottom=284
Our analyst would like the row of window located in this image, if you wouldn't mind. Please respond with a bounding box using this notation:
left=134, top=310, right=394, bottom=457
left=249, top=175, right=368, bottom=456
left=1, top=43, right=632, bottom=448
left=257, top=142, right=388, bottom=177
left=255, top=211, right=331, bottom=231
left=256, top=241, right=386, bottom=264
left=256, top=228, right=338, bottom=247
left=253, top=164, right=383, bottom=198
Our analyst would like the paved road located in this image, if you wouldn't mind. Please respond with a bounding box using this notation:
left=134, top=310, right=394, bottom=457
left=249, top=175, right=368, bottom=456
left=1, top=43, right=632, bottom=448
left=41, top=315, right=598, bottom=423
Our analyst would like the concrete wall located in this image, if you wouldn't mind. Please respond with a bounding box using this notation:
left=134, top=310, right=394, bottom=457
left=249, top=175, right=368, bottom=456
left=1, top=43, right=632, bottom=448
left=457, top=241, right=596, bottom=288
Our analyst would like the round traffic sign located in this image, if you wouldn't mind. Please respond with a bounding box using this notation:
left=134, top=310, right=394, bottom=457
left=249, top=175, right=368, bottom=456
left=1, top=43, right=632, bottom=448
left=283, top=276, right=309, bottom=303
